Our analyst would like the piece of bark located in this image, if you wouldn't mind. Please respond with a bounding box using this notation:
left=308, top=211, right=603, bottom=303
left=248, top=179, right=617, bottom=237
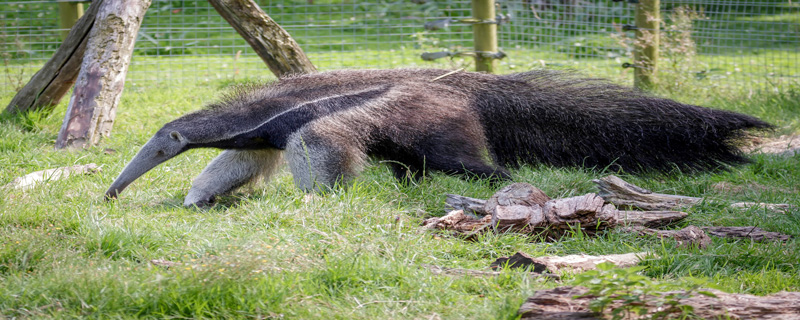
left=615, top=210, right=689, bottom=228
left=444, top=193, right=488, bottom=216
left=485, top=183, right=551, bottom=213
left=421, top=264, right=560, bottom=281
left=630, top=225, right=712, bottom=249
left=4, top=0, right=103, bottom=115
left=208, top=0, right=316, bottom=77
left=55, top=0, right=153, bottom=149
left=519, top=286, right=800, bottom=320
left=486, top=183, right=551, bottom=230
left=490, top=251, right=652, bottom=274
left=594, top=175, right=794, bottom=213
left=421, top=209, right=491, bottom=234
left=4, top=164, right=101, bottom=190
left=593, top=175, right=702, bottom=211
left=702, top=226, right=792, bottom=242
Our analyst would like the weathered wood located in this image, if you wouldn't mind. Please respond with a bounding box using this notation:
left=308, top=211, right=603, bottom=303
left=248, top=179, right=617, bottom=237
left=486, top=183, right=551, bottom=230
left=444, top=193, right=488, bottom=215
left=425, top=185, right=688, bottom=238
left=490, top=251, right=652, bottom=274
left=4, top=163, right=100, bottom=190
left=421, top=264, right=560, bottom=281
left=628, top=225, right=712, bottom=248
left=421, top=209, right=491, bottom=234
left=594, top=175, right=699, bottom=210
left=207, top=0, right=316, bottom=77
left=702, top=226, right=792, bottom=242
left=519, top=286, right=800, bottom=320
left=594, top=175, right=794, bottom=213
left=4, top=0, right=102, bottom=115
left=55, top=0, right=152, bottom=149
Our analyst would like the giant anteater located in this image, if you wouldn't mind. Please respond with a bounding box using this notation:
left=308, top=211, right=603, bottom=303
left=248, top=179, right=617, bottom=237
left=105, top=68, right=771, bottom=206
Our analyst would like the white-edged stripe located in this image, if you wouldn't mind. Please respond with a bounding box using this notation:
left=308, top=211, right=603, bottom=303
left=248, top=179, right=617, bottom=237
left=192, top=86, right=389, bottom=144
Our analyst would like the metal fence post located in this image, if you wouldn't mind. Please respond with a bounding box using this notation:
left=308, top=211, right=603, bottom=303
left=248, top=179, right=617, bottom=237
left=634, top=0, right=660, bottom=89
left=472, top=0, right=497, bottom=73
left=58, top=0, right=86, bottom=40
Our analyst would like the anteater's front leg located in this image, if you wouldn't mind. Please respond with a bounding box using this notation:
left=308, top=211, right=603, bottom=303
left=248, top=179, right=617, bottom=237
left=184, top=149, right=283, bottom=207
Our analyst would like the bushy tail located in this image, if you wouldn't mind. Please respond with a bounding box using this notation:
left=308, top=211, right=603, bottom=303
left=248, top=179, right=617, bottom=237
left=474, top=70, right=773, bottom=173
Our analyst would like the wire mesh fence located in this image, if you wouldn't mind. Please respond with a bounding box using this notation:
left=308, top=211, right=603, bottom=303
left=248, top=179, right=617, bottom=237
left=1, top=0, right=797, bottom=96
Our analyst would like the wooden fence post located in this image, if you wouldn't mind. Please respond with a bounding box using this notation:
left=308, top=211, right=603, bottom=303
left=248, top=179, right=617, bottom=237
left=634, top=0, right=660, bottom=89
left=472, top=0, right=497, bottom=73
left=58, top=0, right=86, bottom=40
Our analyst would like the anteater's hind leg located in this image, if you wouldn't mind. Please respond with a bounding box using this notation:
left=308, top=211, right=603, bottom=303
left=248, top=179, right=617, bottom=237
left=437, top=157, right=511, bottom=183
left=414, top=131, right=511, bottom=183
left=388, top=162, right=425, bottom=185
left=184, top=149, right=283, bottom=207
left=285, top=131, right=366, bottom=193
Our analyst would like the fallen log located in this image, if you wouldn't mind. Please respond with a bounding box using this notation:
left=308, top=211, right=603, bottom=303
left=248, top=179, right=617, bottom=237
left=426, top=183, right=688, bottom=239
left=594, top=175, right=794, bottom=213
left=490, top=251, right=653, bottom=274
left=518, top=286, right=800, bottom=320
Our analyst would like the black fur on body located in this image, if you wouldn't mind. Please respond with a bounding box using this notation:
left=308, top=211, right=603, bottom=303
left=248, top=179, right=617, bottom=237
left=105, top=68, right=771, bottom=206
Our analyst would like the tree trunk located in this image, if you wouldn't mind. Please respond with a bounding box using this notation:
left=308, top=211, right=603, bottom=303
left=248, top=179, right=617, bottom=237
left=207, top=0, right=316, bottom=77
left=3, top=0, right=103, bottom=115
left=55, top=0, right=152, bottom=149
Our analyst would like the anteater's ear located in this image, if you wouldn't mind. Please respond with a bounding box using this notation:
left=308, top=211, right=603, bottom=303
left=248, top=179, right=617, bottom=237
left=169, top=131, right=185, bottom=142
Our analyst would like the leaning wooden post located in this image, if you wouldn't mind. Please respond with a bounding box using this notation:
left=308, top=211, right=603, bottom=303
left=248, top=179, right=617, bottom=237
left=472, top=0, right=498, bottom=73
left=4, top=0, right=102, bottom=115
left=55, top=0, right=152, bottom=149
left=633, top=0, right=660, bottom=89
left=207, top=0, right=316, bottom=76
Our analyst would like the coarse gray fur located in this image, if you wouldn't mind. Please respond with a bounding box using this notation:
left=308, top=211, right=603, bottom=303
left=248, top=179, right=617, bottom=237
left=105, top=68, right=771, bottom=206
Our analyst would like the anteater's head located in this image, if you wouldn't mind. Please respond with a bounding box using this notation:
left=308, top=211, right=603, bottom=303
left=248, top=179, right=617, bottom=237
left=105, top=128, right=189, bottom=200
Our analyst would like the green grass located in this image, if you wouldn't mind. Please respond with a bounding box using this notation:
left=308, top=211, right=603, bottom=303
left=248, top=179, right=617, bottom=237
left=0, top=63, right=799, bottom=318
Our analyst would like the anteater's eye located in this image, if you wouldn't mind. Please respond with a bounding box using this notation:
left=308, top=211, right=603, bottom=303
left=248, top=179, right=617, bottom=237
left=156, top=150, right=165, bottom=156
